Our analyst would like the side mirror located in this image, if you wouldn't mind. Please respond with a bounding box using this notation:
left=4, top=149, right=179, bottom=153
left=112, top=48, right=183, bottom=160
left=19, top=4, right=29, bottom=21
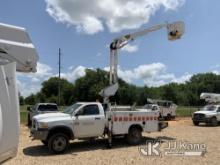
left=27, top=106, right=31, bottom=111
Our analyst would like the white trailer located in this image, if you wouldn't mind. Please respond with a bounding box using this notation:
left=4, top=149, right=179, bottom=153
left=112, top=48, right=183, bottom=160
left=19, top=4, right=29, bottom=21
left=0, top=23, right=38, bottom=163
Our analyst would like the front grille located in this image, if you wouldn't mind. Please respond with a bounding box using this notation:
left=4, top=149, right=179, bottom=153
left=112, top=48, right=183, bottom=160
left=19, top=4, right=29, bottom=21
left=193, top=113, right=205, bottom=120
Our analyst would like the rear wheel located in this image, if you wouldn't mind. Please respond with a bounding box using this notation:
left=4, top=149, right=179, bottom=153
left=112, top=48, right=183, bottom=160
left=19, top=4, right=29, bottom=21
left=48, top=133, right=69, bottom=154
left=211, top=117, right=218, bottom=127
left=193, top=121, right=199, bottom=126
left=126, top=127, right=142, bottom=145
left=166, top=114, right=171, bottom=120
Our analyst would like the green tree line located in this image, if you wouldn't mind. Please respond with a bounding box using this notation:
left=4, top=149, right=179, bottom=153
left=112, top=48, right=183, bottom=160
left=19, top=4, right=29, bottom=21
left=20, top=69, right=220, bottom=106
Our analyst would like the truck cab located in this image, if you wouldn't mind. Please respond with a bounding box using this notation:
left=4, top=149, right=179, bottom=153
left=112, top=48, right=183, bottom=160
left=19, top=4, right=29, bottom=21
left=192, top=104, right=220, bottom=126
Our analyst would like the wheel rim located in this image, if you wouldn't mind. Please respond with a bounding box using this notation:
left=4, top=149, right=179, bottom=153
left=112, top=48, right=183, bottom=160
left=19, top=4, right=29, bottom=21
left=52, top=136, right=67, bottom=152
left=131, top=130, right=141, bottom=141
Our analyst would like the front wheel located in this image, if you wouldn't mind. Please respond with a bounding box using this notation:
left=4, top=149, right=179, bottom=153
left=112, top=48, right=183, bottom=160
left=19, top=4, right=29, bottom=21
left=126, top=127, right=142, bottom=145
left=48, top=133, right=69, bottom=154
left=211, top=117, right=218, bottom=127
left=193, top=121, right=199, bottom=126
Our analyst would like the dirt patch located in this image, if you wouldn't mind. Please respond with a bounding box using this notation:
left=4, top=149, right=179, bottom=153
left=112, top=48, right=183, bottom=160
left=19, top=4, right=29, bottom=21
left=4, top=117, right=220, bottom=165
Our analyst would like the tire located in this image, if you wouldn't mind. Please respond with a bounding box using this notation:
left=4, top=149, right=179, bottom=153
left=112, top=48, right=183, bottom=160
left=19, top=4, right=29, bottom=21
left=166, top=114, right=171, bottom=120
left=27, top=114, right=31, bottom=126
left=48, top=133, right=69, bottom=154
left=193, top=121, right=199, bottom=126
left=126, top=127, right=142, bottom=145
left=41, top=140, right=48, bottom=146
left=211, top=117, right=218, bottom=127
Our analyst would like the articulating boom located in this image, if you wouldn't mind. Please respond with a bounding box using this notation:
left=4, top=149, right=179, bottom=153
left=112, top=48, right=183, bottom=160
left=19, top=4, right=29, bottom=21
left=100, top=21, right=184, bottom=103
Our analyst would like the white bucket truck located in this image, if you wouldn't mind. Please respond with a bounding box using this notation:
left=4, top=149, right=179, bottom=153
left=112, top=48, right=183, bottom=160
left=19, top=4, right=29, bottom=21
left=192, top=93, right=220, bottom=126
left=30, top=21, right=184, bottom=153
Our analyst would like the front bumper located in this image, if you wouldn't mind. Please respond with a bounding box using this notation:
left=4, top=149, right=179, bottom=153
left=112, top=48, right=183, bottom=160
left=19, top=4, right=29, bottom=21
left=158, top=121, right=168, bottom=131
left=30, top=128, right=49, bottom=140
left=192, top=117, right=212, bottom=123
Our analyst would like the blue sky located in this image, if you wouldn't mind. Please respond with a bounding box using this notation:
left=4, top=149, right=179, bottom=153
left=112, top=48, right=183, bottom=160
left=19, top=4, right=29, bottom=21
left=1, top=0, right=220, bottom=97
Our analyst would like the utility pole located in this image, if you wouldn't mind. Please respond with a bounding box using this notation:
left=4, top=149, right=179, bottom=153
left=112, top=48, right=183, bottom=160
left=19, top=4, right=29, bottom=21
left=58, top=48, right=61, bottom=106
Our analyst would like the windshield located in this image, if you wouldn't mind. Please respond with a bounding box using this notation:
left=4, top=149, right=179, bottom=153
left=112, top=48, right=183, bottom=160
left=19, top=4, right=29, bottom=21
left=63, top=103, right=82, bottom=114
left=201, top=105, right=217, bottom=111
left=38, top=105, right=58, bottom=111
left=143, top=104, right=153, bottom=109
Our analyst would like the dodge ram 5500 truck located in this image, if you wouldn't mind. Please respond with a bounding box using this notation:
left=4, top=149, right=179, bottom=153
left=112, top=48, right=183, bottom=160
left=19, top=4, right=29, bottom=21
left=30, top=102, right=168, bottom=153
left=192, top=104, right=220, bottom=126
left=192, top=93, right=220, bottom=126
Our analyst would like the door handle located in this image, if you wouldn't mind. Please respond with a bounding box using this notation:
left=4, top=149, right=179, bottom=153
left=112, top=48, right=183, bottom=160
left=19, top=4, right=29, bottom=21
left=95, top=117, right=101, bottom=120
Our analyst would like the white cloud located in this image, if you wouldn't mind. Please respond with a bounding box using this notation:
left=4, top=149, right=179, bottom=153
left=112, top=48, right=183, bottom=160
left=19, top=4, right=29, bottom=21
left=31, top=77, right=40, bottom=83
left=17, top=80, right=41, bottom=97
left=45, top=0, right=185, bottom=34
left=17, top=62, right=53, bottom=97
left=60, top=65, right=86, bottom=82
left=105, top=63, right=191, bottom=86
left=171, top=73, right=192, bottom=84
left=121, top=44, right=138, bottom=53
left=18, top=62, right=53, bottom=79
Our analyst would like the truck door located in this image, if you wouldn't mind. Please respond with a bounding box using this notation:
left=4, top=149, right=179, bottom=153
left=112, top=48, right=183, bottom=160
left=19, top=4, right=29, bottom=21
left=74, top=104, right=105, bottom=138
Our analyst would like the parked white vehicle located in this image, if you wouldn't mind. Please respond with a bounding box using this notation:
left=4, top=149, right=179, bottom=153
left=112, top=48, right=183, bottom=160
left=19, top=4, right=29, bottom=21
left=30, top=102, right=168, bottom=153
left=27, top=103, right=59, bottom=126
left=0, top=23, right=38, bottom=163
left=145, top=99, right=177, bottom=120
left=192, top=93, right=220, bottom=126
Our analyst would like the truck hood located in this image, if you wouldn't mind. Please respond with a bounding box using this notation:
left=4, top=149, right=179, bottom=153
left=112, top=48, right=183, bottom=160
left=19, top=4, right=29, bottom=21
left=194, top=111, right=216, bottom=115
left=33, top=112, right=71, bottom=122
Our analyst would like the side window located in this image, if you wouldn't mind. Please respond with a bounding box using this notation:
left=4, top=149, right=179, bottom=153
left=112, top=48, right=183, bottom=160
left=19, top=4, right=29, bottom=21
left=217, top=107, right=220, bottom=112
left=81, top=105, right=100, bottom=115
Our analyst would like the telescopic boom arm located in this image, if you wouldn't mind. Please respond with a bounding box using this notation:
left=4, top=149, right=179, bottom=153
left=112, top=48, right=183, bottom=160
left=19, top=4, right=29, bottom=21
left=99, top=21, right=184, bottom=103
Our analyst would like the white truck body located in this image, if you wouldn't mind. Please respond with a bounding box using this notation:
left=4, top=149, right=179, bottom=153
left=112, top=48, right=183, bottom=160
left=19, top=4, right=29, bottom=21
left=31, top=102, right=168, bottom=153
left=0, top=62, right=19, bottom=163
left=108, top=110, right=159, bottom=135
left=0, top=23, right=38, bottom=163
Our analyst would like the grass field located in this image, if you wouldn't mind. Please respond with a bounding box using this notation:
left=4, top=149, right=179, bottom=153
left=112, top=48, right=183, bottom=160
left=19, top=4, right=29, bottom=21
left=176, top=106, right=200, bottom=117
left=19, top=105, right=201, bottom=124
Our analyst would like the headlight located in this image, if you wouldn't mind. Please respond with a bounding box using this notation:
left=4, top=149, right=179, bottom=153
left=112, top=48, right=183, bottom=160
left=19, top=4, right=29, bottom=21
left=38, top=122, right=49, bottom=129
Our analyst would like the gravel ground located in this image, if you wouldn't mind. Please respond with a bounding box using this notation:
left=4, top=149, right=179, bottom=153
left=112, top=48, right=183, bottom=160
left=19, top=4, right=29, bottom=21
left=4, top=118, right=220, bottom=165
